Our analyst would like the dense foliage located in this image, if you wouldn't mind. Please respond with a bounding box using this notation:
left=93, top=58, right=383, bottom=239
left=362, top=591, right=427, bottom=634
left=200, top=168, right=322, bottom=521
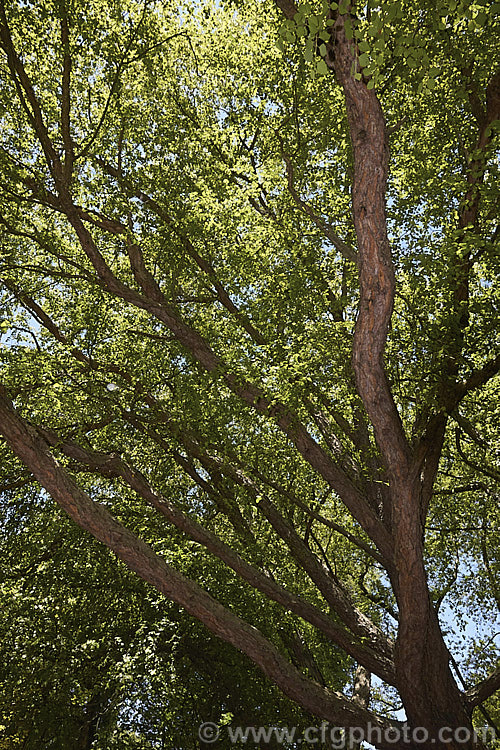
left=0, top=0, right=498, bottom=747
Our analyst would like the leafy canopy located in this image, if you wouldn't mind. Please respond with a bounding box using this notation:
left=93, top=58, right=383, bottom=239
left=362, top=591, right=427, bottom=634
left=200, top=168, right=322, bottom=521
left=0, top=0, right=498, bottom=746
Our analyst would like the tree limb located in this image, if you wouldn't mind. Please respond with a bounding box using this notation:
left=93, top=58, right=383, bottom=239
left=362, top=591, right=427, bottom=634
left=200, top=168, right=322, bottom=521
left=279, top=143, right=358, bottom=265
left=465, top=666, right=500, bottom=709
left=0, top=383, right=397, bottom=737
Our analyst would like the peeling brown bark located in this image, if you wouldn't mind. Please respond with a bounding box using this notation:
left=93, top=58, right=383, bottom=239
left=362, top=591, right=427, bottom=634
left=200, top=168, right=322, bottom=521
left=317, top=8, right=483, bottom=747
left=330, top=13, right=409, bottom=485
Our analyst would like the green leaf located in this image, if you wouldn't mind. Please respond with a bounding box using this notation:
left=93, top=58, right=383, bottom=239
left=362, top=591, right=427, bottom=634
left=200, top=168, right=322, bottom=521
left=316, top=58, right=329, bottom=75
left=304, top=39, right=314, bottom=62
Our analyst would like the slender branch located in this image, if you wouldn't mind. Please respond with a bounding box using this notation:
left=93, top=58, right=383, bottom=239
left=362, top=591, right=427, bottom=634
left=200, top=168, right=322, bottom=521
left=480, top=523, right=500, bottom=613
left=465, top=666, right=500, bottom=709
left=431, top=484, right=487, bottom=496
left=0, top=284, right=395, bottom=677
left=0, top=475, right=34, bottom=493
left=256, top=494, right=393, bottom=659
left=358, top=562, right=398, bottom=622
left=279, top=142, right=358, bottom=265
left=414, top=413, right=448, bottom=520
left=451, top=412, right=488, bottom=448
left=37, top=423, right=396, bottom=682
left=60, top=14, right=74, bottom=183
left=431, top=69, right=500, bottom=420
left=248, top=467, right=385, bottom=566
left=455, top=429, right=500, bottom=482
left=0, top=384, right=399, bottom=737
left=454, top=355, right=500, bottom=404
left=0, top=3, right=62, bottom=182
left=76, top=3, right=150, bottom=161
left=93, top=158, right=268, bottom=345
left=2, top=538, right=62, bottom=580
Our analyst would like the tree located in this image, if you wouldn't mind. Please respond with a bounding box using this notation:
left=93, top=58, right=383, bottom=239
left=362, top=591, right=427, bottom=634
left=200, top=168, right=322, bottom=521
left=0, top=0, right=498, bottom=747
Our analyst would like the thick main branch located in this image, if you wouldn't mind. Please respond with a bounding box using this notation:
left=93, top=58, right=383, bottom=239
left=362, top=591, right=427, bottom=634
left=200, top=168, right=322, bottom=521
left=0, top=384, right=395, bottom=739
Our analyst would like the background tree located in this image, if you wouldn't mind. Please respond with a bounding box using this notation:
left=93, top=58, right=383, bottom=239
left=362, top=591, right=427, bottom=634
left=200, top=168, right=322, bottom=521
left=0, top=0, right=498, bottom=748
